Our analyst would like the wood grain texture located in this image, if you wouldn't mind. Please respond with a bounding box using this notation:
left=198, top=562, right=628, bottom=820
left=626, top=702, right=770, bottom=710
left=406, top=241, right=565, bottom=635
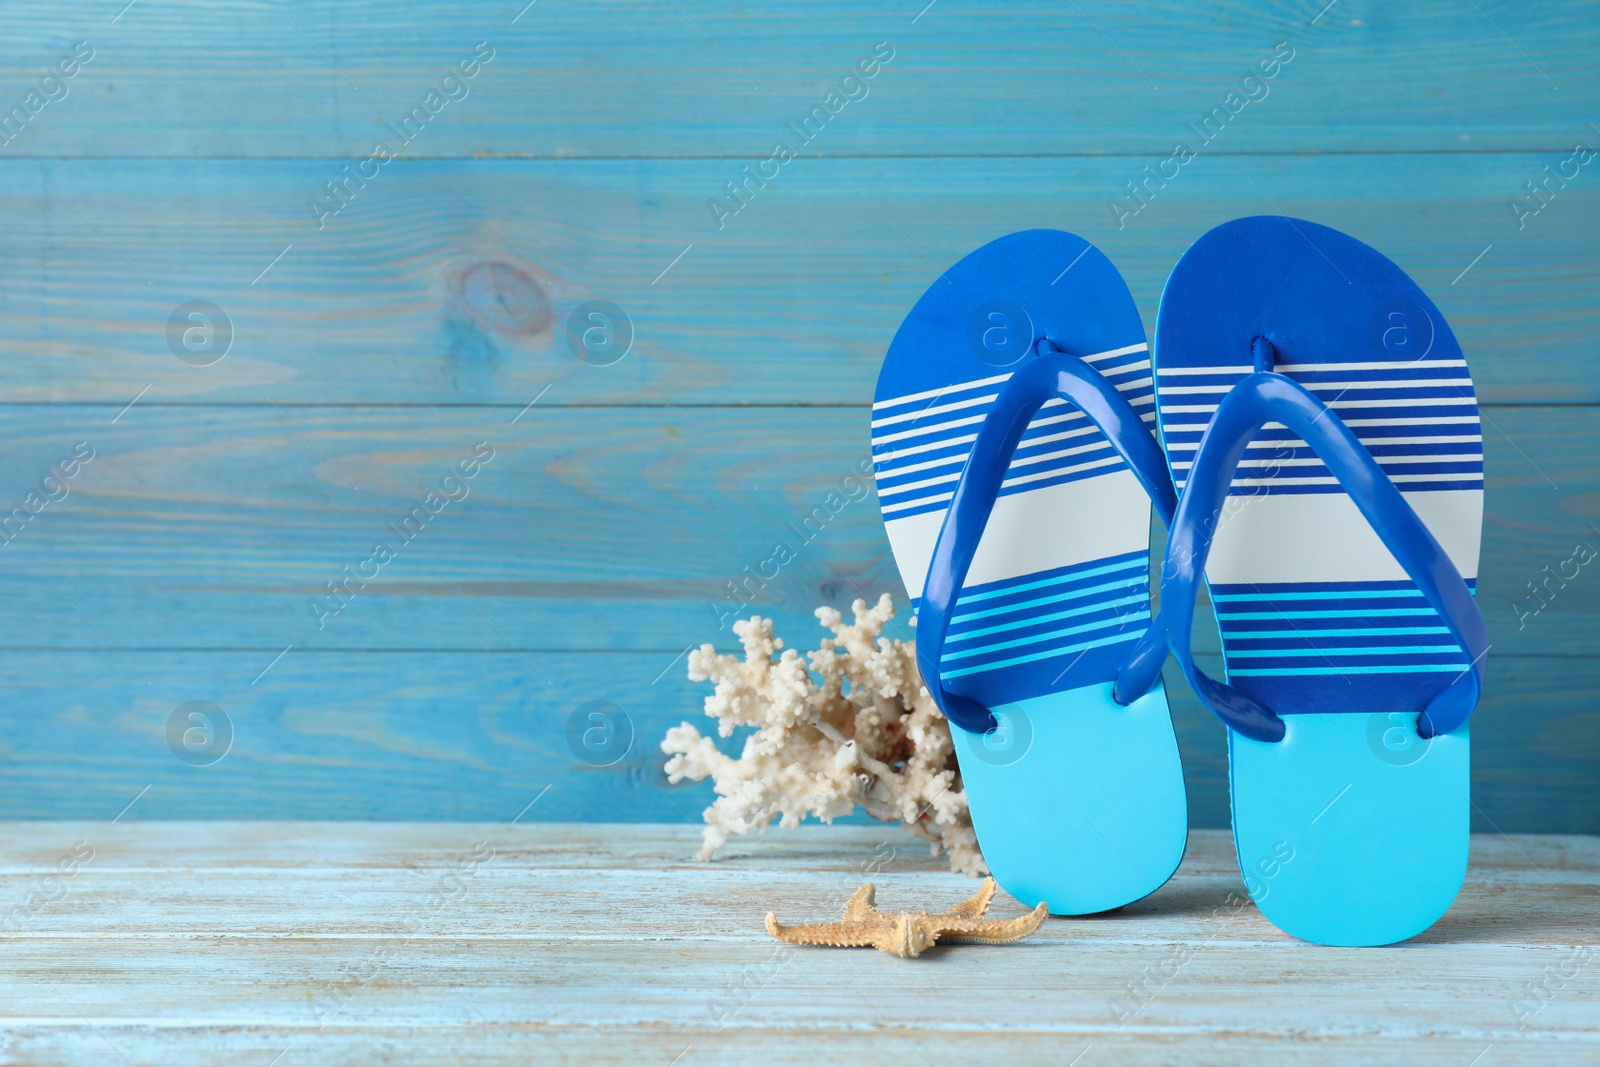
left=0, top=0, right=1596, bottom=830
left=0, top=405, right=1590, bottom=654
left=0, top=403, right=1591, bottom=828
left=0, top=823, right=1593, bottom=1065
left=0, top=650, right=1593, bottom=837
left=0, top=1, right=1594, bottom=157
left=0, top=155, right=1594, bottom=405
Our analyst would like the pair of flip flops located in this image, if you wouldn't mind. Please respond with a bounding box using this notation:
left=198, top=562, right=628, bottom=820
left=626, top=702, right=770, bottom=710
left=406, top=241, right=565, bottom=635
left=872, top=217, right=1486, bottom=947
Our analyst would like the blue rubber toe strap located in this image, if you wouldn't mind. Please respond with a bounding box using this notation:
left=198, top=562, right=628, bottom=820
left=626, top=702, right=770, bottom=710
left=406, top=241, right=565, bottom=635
left=916, top=339, right=1179, bottom=735
left=1161, top=372, right=1488, bottom=743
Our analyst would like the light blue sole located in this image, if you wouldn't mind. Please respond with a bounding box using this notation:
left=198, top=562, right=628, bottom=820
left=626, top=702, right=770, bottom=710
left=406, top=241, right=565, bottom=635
left=1231, top=711, right=1469, bottom=946
left=955, top=680, right=1187, bottom=915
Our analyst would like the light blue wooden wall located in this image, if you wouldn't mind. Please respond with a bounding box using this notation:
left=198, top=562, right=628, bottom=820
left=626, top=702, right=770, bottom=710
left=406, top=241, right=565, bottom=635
left=0, top=1, right=1594, bottom=833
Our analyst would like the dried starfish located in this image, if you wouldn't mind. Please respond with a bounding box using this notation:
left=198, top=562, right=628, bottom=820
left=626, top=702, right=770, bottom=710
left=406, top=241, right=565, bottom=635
left=765, top=877, right=1048, bottom=958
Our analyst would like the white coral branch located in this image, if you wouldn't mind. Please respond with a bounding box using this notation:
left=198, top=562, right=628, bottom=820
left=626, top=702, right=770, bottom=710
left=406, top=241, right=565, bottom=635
left=661, top=594, right=986, bottom=876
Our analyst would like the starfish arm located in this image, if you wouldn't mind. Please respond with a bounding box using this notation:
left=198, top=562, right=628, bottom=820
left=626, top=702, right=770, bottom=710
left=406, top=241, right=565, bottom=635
left=939, top=876, right=997, bottom=920
left=930, top=902, right=1049, bottom=945
left=843, top=883, right=878, bottom=922
left=767, top=913, right=884, bottom=948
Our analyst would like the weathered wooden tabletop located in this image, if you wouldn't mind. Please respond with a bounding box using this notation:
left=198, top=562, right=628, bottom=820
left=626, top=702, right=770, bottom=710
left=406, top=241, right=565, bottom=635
left=0, top=822, right=1594, bottom=1065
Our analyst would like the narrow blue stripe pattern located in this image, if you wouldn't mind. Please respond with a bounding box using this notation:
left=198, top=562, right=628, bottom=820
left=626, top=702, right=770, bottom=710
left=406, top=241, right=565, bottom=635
left=913, top=550, right=1151, bottom=683
left=1157, top=359, right=1484, bottom=497
left=873, top=346, right=1155, bottom=520
left=1215, top=578, right=1478, bottom=679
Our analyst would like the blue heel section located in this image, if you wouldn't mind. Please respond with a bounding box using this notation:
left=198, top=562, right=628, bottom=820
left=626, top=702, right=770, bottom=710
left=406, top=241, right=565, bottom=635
left=1154, top=215, right=1486, bottom=946
left=1231, top=714, right=1469, bottom=947
left=958, top=681, right=1187, bottom=916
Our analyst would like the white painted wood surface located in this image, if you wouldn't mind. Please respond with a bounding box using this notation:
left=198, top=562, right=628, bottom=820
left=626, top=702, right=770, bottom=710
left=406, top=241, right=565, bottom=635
left=0, top=822, right=1594, bottom=1065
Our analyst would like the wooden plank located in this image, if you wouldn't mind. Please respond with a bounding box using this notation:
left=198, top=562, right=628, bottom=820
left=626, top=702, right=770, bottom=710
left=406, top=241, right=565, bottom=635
left=0, top=649, right=727, bottom=824
left=6, top=934, right=1592, bottom=1012
left=0, top=404, right=1588, bottom=654
left=0, top=154, right=1593, bottom=405
left=0, top=824, right=1592, bottom=933
left=0, top=404, right=899, bottom=652
left=0, top=824, right=1592, bottom=1065
left=2, top=1030, right=1595, bottom=1067
left=0, top=819, right=1591, bottom=876
left=1, top=2, right=1594, bottom=157
left=0, top=650, right=1593, bottom=834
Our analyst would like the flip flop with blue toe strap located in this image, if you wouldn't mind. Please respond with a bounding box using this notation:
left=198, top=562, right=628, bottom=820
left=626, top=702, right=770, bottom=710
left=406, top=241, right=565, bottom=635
left=873, top=229, right=1187, bottom=915
left=1154, top=216, right=1487, bottom=946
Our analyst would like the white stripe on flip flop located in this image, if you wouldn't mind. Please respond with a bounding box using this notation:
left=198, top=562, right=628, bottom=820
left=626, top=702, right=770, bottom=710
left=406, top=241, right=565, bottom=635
left=1215, top=472, right=1482, bottom=488
left=1158, top=377, right=1474, bottom=395
left=879, top=423, right=1105, bottom=475
left=871, top=391, right=1001, bottom=429
left=871, top=342, right=1148, bottom=414
left=1163, top=415, right=1482, bottom=432
left=1165, top=434, right=1482, bottom=458
left=1201, top=490, right=1482, bottom=586
left=878, top=439, right=1118, bottom=496
left=870, top=371, right=1014, bottom=412
left=1154, top=358, right=1469, bottom=377
left=879, top=342, right=1156, bottom=600
left=1168, top=451, right=1482, bottom=470
left=1159, top=396, right=1478, bottom=414
left=878, top=452, right=1126, bottom=514
left=885, top=469, right=1151, bottom=600
left=871, top=392, right=1155, bottom=448
left=872, top=411, right=991, bottom=448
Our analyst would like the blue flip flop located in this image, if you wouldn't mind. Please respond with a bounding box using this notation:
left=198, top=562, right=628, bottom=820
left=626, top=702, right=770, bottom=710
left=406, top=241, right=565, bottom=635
left=1154, top=216, right=1487, bottom=946
left=873, top=229, right=1187, bottom=915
